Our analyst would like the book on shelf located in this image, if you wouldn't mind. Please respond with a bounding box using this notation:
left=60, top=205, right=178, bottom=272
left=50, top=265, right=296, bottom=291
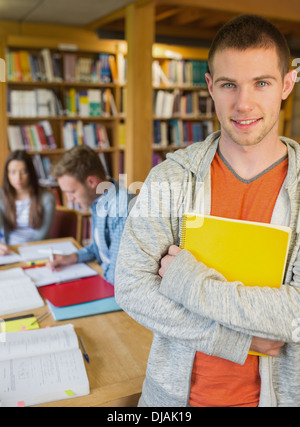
left=6, top=48, right=124, bottom=84
left=154, top=89, right=214, bottom=119
left=32, top=153, right=57, bottom=187
left=63, top=120, right=110, bottom=150
left=117, top=52, right=127, bottom=85
left=154, top=59, right=209, bottom=87
left=8, top=88, right=62, bottom=118
left=7, top=120, right=57, bottom=152
left=153, top=119, right=214, bottom=147
left=0, top=324, right=90, bottom=407
left=64, top=88, right=117, bottom=117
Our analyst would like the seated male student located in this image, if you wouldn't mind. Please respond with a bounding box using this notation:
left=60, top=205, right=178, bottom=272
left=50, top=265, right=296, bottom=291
left=48, top=145, right=134, bottom=284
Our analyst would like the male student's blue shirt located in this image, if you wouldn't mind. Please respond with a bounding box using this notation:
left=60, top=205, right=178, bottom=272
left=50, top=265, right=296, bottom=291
left=77, top=180, right=135, bottom=284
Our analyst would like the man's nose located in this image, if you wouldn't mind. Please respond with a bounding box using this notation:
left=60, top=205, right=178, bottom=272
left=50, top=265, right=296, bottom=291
left=235, top=87, right=254, bottom=113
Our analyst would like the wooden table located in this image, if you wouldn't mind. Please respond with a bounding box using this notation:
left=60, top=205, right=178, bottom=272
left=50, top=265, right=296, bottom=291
left=1, top=238, right=153, bottom=407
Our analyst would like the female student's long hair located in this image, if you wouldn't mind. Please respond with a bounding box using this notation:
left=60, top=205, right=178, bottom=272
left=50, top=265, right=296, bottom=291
left=2, top=150, right=43, bottom=231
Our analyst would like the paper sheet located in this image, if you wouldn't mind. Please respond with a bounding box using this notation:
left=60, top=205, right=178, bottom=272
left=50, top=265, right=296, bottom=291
left=18, top=241, right=78, bottom=262
left=0, top=268, right=44, bottom=316
left=24, top=263, right=98, bottom=287
left=0, top=349, right=89, bottom=407
left=0, top=253, right=22, bottom=266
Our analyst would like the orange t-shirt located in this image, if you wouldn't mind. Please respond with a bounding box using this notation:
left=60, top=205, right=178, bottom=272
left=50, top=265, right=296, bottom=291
left=189, top=150, right=288, bottom=407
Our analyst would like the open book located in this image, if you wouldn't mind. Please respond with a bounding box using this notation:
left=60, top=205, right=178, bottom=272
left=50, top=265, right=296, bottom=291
left=24, top=263, right=98, bottom=287
left=0, top=268, right=44, bottom=316
left=0, top=324, right=89, bottom=407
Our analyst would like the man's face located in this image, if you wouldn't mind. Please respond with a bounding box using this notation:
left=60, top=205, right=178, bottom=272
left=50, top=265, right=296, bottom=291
left=57, top=175, right=97, bottom=210
left=206, top=47, right=295, bottom=148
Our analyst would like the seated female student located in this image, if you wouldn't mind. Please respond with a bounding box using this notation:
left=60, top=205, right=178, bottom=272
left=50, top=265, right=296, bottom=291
left=0, top=150, right=56, bottom=255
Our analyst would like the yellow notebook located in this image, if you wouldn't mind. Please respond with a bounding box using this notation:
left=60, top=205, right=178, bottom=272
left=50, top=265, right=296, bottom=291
left=180, top=213, right=292, bottom=356
left=181, top=213, right=291, bottom=288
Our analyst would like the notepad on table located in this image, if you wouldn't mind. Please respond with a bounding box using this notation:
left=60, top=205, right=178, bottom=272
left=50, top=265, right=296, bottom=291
left=180, top=213, right=292, bottom=356
left=24, top=263, right=98, bottom=287
left=38, top=274, right=114, bottom=307
left=0, top=324, right=90, bottom=407
left=18, top=241, right=78, bottom=262
left=0, top=268, right=44, bottom=316
left=0, top=252, right=22, bottom=266
left=0, top=315, right=39, bottom=332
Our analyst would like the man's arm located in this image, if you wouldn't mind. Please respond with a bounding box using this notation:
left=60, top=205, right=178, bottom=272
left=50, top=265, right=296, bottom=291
left=115, top=169, right=253, bottom=365
left=160, top=245, right=285, bottom=356
left=159, top=245, right=300, bottom=344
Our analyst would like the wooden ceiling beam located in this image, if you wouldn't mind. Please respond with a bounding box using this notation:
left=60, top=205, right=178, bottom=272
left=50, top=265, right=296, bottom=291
left=155, top=7, right=181, bottom=22
left=170, top=7, right=209, bottom=26
left=156, top=23, right=217, bottom=40
left=155, top=0, right=300, bottom=24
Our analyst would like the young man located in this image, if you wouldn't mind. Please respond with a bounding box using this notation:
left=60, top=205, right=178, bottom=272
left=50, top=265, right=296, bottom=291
left=49, top=145, right=134, bottom=285
left=115, top=15, right=300, bottom=406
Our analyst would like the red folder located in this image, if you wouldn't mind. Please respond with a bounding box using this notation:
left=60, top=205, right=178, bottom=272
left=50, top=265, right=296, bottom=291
left=38, top=275, right=114, bottom=307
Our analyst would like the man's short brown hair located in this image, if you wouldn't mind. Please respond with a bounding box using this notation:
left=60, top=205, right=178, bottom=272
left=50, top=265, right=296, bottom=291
left=208, top=14, right=291, bottom=78
left=51, top=145, right=106, bottom=184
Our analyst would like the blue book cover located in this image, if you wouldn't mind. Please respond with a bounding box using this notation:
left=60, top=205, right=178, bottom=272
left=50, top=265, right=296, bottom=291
left=47, top=297, right=121, bottom=321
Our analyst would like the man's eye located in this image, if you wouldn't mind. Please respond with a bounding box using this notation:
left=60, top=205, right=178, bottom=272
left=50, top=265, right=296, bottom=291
left=222, top=83, right=235, bottom=89
left=257, top=81, right=268, bottom=87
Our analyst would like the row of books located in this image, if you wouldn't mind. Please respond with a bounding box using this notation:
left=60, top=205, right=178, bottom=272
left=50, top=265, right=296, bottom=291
left=153, top=119, right=214, bottom=147
left=6, top=48, right=127, bottom=84
left=65, top=88, right=117, bottom=117
left=8, top=121, right=57, bottom=151
left=153, top=59, right=208, bottom=87
left=8, top=88, right=61, bottom=118
left=63, top=121, right=111, bottom=150
left=154, top=89, right=215, bottom=119
left=7, top=87, right=118, bottom=118
left=31, top=153, right=55, bottom=185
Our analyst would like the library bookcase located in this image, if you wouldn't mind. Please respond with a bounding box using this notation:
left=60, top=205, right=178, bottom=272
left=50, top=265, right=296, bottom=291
left=0, top=21, right=295, bottom=189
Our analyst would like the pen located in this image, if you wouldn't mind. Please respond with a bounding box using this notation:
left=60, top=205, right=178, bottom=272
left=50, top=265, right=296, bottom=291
left=4, top=314, right=34, bottom=322
left=78, top=336, right=90, bottom=363
left=30, top=311, right=50, bottom=326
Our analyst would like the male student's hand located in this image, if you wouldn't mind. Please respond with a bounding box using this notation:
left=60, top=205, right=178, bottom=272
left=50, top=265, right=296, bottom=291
left=250, top=336, right=285, bottom=357
left=159, top=245, right=181, bottom=278
left=46, top=253, right=78, bottom=271
left=0, top=243, right=12, bottom=256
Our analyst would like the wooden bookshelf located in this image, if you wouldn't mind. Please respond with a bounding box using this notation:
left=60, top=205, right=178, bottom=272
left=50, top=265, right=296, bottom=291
left=0, top=16, right=297, bottom=189
left=151, top=44, right=218, bottom=166
left=0, top=22, right=128, bottom=187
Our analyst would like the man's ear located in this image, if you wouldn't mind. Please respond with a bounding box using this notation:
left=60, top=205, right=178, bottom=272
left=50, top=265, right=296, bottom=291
left=85, top=175, right=100, bottom=189
left=205, top=73, right=214, bottom=100
left=282, top=70, right=297, bottom=101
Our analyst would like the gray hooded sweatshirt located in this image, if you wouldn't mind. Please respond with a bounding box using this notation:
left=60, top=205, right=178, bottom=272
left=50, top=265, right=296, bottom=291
left=115, top=131, right=300, bottom=407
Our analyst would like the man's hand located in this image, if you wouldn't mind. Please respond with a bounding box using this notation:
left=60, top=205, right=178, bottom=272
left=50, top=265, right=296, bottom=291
left=250, top=336, right=285, bottom=357
left=0, top=243, right=12, bottom=256
left=159, top=245, right=181, bottom=278
left=46, top=253, right=78, bottom=271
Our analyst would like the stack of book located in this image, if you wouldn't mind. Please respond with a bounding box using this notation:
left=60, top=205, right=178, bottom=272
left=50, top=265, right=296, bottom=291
left=65, top=88, right=117, bottom=117
left=6, top=48, right=124, bottom=84
left=63, top=121, right=110, bottom=150
left=7, top=120, right=57, bottom=151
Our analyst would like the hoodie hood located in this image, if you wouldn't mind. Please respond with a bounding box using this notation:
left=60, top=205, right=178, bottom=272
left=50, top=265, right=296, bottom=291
left=162, top=130, right=300, bottom=218
left=166, top=131, right=220, bottom=181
